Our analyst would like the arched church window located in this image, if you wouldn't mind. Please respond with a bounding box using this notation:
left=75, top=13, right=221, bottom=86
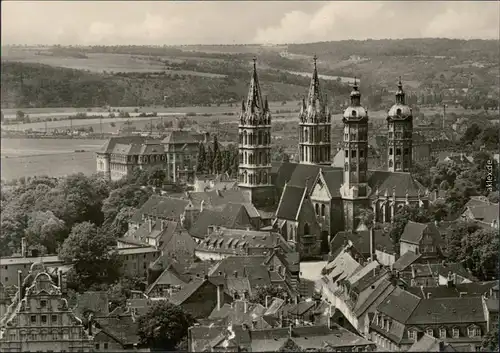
left=304, top=223, right=310, bottom=235
left=321, top=204, right=326, bottom=217
left=396, top=108, right=401, bottom=115
left=396, top=162, right=401, bottom=170
left=258, top=131, right=263, bottom=145
left=263, top=172, right=268, bottom=183
left=305, top=129, right=309, bottom=142
left=345, top=163, right=349, bottom=171
left=243, top=131, right=247, bottom=145
left=256, top=173, right=261, bottom=184
left=352, top=110, right=357, bottom=117
left=315, top=204, right=319, bottom=215
left=239, top=133, right=243, bottom=144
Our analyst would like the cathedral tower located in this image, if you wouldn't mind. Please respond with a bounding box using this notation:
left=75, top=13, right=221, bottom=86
left=340, top=79, right=370, bottom=230
left=298, top=55, right=331, bottom=165
left=237, top=58, right=274, bottom=207
left=387, top=78, right=413, bottom=172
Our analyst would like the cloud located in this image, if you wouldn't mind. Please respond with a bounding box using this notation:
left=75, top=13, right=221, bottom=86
left=1, top=1, right=498, bottom=45
left=254, top=1, right=499, bottom=44
left=423, top=3, right=500, bottom=39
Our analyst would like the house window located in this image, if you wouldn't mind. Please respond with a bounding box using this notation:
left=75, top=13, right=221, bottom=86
left=396, top=148, right=401, bottom=156
left=321, top=204, right=326, bottom=217
left=352, top=150, right=357, bottom=158
left=40, top=300, right=47, bottom=308
left=440, top=328, right=446, bottom=338
left=426, top=328, right=433, bottom=337
left=345, top=150, right=349, bottom=158
left=475, top=328, right=481, bottom=337
left=408, top=329, right=416, bottom=340
left=389, top=148, right=393, bottom=155
left=304, top=223, right=310, bottom=235
left=30, top=315, right=36, bottom=324
left=95, top=344, right=100, bottom=350
left=104, top=343, right=109, bottom=349
left=360, top=150, right=364, bottom=158
left=453, top=328, right=459, bottom=338
left=41, top=315, right=47, bottom=324
left=315, top=204, right=319, bottom=215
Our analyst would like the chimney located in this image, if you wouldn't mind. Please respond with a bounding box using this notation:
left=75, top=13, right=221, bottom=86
left=21, top=237, right=27, bottom=258
left=200, top=200, right=205, bottom=212
left=244, top=300, right=248, bottom=314
left=217, top=284, right=224, bottom=311
left=88, top=313, right=93, bottom=336
left=58, top=269, right=63, bottom=290
left=17, top=270, right=23, bottom=299
left=369, top=227, right=375, bottom=261
left=234, top=271, right=238, bottom=278
left=148, top=218, right=152, bottom=233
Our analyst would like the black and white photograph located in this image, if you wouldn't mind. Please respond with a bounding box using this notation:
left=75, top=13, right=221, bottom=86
left=0, top=1, right=499, bottom=352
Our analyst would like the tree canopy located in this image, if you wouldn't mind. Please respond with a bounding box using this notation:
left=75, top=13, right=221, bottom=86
left=137, top=300, right=195, bottom=351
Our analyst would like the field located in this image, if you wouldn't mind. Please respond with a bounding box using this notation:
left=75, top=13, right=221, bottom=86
left=1, top=47, right=226, bottom=77
left=1, top=138, right=105, bottom=181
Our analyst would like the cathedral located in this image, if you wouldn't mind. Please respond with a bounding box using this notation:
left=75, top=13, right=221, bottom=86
left=237, top=57, right=429, bottom=257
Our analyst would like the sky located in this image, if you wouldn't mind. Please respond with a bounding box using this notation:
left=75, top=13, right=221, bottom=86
left=2, top=1, right=499, bottom=45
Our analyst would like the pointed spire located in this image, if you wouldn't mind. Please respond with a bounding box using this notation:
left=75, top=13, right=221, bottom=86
left=241, top=99, right=246, bottom=112
left=350, top=77, right=361, bottom=106
left=264, top=96, right=269, bottom=111
left=395, top=76, right=405, bottom=105
left=245, top=57, right=264, bottom=114
left=306, top=54, right=322, bottom=108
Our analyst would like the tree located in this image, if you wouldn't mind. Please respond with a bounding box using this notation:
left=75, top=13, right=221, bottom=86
left=461, top=228, right=499, bottom=280
left=138, top=301, right=194, bottom=351
left=356, top=208, right=374, bottom=227
left=213, top=149, right=223, bottom=175
left=461, top=123, right=482, bottom=145
left=59, top=222, right=121, bottom=290
left=25, top=211, right=67, bottom=254
left=481, top=326, right=498, bottom=352
left=148, top=166, right=166, bottom=187
left=488, top=191, right=499, bottom=204
left=196, top=143, right=206, bottom=173
left=16, top=110, right=25, bottom=121
left=444, top=220, right=481, bottom=263
left=250, top=285, right=289, bottom=307
left=101, top=184, right=152, bottom=227
left=206, top=145, right=214, bottom=174
left=105, top=206, right=137, bottom=239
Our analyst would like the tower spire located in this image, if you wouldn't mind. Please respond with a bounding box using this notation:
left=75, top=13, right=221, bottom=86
left=246, top=57, right=264, bottom=112
left=350, top=77, right=361, bottom=106
left=307, top=54, right=321, bottom=108
left=395, top=77, right=405, bottom=104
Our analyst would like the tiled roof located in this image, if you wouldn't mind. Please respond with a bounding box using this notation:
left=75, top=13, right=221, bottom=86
left=264, top=298, right=286, bottom=316
left=93, top=314, right=141, bottom=346
left=377, top=287, right=421, bottom=323
left=0, top=255, right=62, bottom=266
left=99, top=136, right=146, bottom=154
left=320, top=170, right=343, bottom=197
left=367, top=171, right=425, bottom=198
left=393, top=251, right=421, bottom=272
left=188, top=189, right=251, bottom=210
left=276, top=184, right=305, bottom=220
left=197, top=228, right=286, bottom=255
left=135, top=195, right=189, bottom=220
left=486, top=298, right=499, bottom=312
left=161, top=130, right=205, bottom=145
left=466, top=204, right=499, bottom=224
left=208, top=256, right=267, bottom=278
left=407, top=297, right=485, bottom=325
left=407, top=281, right=498, bottom=299
left=145, top=265, right=190, bottom=295
left=331, top=228, right=394, bottom=256
left=465, top=196, right=491, bottom=208
left=400, top=221, right=441, bottom=245
left=115, top=246, right=159, bottom=256
left=169, top=278, right=208, bottom=305
left=189, top=204, right=253, bottom=239
left=407, top=334, right=443, bottom=352
left=354, top=279, right=395, bottom=317
left=273, top=162, right=339, bottom=192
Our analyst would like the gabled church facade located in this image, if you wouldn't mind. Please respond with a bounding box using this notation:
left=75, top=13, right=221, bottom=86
left=235, top=58, right=429, bottom=258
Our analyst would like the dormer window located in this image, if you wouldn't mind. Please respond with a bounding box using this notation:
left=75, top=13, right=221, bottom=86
left=468, top=326, right=481, bottom=337
left=452, top=327, right=459, bottom=338
left=408, top=329, right=416, bottom=340
left=426, top=328, right=434, bottom=337
left=439, top=328, right=446, bottom=338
